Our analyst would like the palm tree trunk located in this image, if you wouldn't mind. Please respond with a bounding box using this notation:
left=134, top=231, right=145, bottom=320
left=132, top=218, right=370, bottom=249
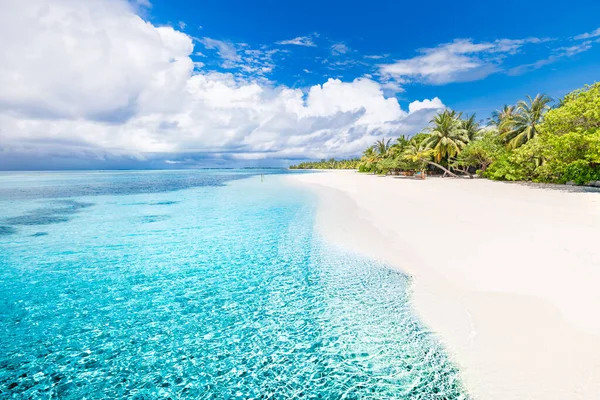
left=420, top=158, right=459, bottom=178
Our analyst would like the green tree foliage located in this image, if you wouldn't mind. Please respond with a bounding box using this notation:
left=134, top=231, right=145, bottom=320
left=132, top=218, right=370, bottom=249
left=542, top=83, right=600, bottom=135
left=500, top=94, right=553, bottom=149
left=453, top=130, right=507, bottom=176
left=461, top=113, right=482, bottom=141
left=292, top=82, right=599, bottom=186
left=374, top=138, right=393, bottom=156
left=489, top=105, right=516, bottom=133
left=536, top=131, right=600, bottom=184
left=485, top=83, right=600, bottom=185
left=403, top=135, right=433, bottom=172
left=289, top=158, right=360, bottom=170
left=425, top=110, right=469, bottom=162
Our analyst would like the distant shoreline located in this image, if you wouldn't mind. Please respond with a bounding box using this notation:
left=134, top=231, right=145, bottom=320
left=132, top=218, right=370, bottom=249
left=287, top=170, right=600, bottom=400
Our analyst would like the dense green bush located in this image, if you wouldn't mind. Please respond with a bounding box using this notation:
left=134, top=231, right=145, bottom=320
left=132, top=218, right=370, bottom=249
left=454, top=130, right=507, bottom=175
left=543, top=83, right=600, bottom=135
left=485, top=82, right=600, bottom=185
left=484, top=139, right=541, bottom=181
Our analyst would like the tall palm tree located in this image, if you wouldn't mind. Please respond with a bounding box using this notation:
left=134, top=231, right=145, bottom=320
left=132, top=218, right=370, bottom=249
left=462, top=113, right=481, bottom=141
left=388, top=135, right=410, bottom=157
left=489, top=105, right=516, bottom=131
left=360, top=146, right=379, bottom=173
left=363, top=146, right=375, bottom=158
left=396, top=135, right=410, bottom=148
left=426, top=110, right=469, bottom=162
left=403, top=137, right=458, bottom=177
left=373, top=138, right=392, bottom=156
left=501, top=94, right=553, bottom=148
left=362, top=146, right=377, bottom=164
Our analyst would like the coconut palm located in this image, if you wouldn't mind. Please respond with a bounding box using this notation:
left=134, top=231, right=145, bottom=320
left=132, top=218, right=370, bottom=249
left=425, top=110, right=469, bottom=162
left=396, top=135, right=410, bottom=148
left=388, top=135, right=410, bottom=157
left=403, top=137, right=458, bottom=177
left=360, top=146, right=379, bottom=173
left=373, top=138, right=392, bottom=156
left=501, top=94, right=553, bottom=148
left=462, top=113, right=481, bottom=141
left=489, top=105, right=516, bottom=131
left=363, top=146, right=375, bottom=158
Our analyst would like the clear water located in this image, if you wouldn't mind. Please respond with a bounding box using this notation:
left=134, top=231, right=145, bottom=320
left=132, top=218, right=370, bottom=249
left=0, top=170, right=467, bottom=399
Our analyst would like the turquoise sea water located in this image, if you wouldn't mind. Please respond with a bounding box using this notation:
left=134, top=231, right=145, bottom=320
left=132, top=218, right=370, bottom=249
left=0, top=170, right=467, bottom=399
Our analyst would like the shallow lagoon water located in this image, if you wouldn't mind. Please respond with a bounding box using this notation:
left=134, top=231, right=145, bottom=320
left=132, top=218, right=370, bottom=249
left=0, top=170, right=467, bottom=399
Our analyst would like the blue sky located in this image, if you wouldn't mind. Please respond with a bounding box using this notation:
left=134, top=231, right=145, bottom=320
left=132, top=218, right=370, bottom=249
left=0, top=0, right=599, bottom=169
left=150, top=0, right=600, bottom=114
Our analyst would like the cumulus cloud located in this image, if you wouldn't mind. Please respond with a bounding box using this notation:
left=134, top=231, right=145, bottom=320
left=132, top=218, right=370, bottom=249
left=0, top=0, right=193, bottom=122
left=379, top=38, right=545, bottom=86
left=0, top=0, right=443, bottom=168
left=408, top=97, right=445, bottom=114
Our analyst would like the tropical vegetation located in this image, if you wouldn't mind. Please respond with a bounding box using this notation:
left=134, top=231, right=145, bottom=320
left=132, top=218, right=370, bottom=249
left=289, top=158, right=360, bottom=170
left=290, top=82, right=600, bottom=186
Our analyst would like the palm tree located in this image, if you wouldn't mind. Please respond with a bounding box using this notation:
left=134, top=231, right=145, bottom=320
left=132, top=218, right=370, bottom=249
left=489, top=105, right=516, bottom=131
left=373, top=138, right=392, bottom=156
left=360, top=146, right=379, bottom=173
left=425, top=110, right=469, bottom=162
left=396, top=135, right=410, bottom=148
left=462, top=113, right=481, bottom=141
left=388, top=135, right=410, bottom=157
left=501, top=94, right=553, bottom=148
left=403, top=137, right=458, bottom=178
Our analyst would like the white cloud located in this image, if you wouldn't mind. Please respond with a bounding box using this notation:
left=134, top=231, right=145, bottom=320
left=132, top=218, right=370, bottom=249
left=0, top=0, right=193, bottom=121
left=198, top=37, right=241, bottom=64
left=364, top=55, right=386, bottom=60
left=196, top=38, right=280, bottom=76
left=508, top=41, right=593, bottom=76
left=559, top=41, right=593, bottom=57
left=134, top=0, right=151, bottom=8
left=178, top=21, right=186, bottom=30
left=0, top=0, right=440, bottom=165
left=276, top=35, right=317, bottom=47
left=379, top=38, right=544, bottom=86
left=380, top=81, right=405, bottom=95
left=408, top=97, right=445, bottom=114
left=331, top=43, right=350, bottom=56
left=574, top=27, right=600, bottom=40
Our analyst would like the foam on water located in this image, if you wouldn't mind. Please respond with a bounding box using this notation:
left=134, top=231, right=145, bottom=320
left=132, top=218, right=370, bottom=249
left=0, top=170, right=468, bottom=399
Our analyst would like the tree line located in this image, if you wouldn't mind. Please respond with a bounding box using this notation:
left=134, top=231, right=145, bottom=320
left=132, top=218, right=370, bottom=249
left=290, top=82, right=600, bottom=185
left=289, top=159, right=360, bottom=170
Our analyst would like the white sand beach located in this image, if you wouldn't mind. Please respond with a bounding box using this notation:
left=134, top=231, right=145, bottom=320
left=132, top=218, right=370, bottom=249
left=287, top=170, right=600, bottom=400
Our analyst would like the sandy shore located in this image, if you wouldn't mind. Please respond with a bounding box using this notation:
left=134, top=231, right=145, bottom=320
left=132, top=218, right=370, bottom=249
left=286, top=170, right=600, bottom=400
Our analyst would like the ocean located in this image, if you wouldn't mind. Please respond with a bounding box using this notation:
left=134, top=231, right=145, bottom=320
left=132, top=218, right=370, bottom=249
left=0, top=170, right=467, bottom=399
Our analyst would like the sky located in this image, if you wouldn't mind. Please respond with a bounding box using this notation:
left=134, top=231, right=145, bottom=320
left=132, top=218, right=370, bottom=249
left=0, top=0, right=599, bottom=170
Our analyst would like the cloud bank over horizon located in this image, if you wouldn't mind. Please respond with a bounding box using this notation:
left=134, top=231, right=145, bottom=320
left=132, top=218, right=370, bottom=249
left=1, top=0, right=597, bottom=169
left=0, top=0, right=445, bottom=169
